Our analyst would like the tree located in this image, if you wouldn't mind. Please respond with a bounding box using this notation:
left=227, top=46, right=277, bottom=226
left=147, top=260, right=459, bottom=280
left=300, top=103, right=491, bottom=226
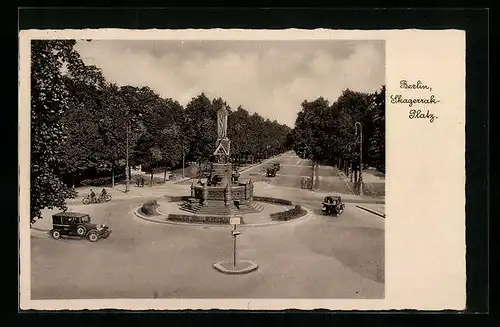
left=30, top=40, right=80, bottom=223
left=140, top=96, right=185, bottom=182
left=292, top=97, right=331, bottom=162
left=368, top=85, right=386, bottom=172
left=183, top=93, right=217, bottom=168
left=58, top=63, right=108, bottom=186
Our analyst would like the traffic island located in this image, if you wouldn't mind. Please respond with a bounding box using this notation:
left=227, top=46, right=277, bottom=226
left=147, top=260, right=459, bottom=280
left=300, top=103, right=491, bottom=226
left=213, top=259, right=258, bottom=275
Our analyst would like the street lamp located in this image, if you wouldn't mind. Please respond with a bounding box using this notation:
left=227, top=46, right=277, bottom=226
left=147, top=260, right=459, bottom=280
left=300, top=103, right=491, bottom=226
left=182, top=141, right=185, bottom=179
left=124, top=112, right=141, bottom=193
left=355, top=121, right=363, bottom=195
left=125, top=119, right=130, bottom=193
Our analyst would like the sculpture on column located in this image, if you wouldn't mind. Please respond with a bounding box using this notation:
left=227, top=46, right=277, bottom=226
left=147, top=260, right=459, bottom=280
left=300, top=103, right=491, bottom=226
left=179, top=103, right=260, bottom=216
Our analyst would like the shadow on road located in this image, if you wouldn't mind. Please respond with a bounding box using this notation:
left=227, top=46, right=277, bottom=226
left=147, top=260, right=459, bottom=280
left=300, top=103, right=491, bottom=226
left=296, top=222, right=385, bottom=284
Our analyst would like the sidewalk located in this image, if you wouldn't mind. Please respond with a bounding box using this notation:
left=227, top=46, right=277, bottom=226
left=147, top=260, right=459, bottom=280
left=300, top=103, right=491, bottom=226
left=361, top=168, right=385, bottom=197
left=67, top=179, right=190, bottom=203
left=336, top=167, right=385, bottom=198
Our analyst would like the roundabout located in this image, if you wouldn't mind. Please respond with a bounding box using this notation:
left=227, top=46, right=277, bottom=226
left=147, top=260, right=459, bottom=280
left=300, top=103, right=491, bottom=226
left=30, top=155, right=385, bottom=300
left=133, top=196, right=312, bottom=228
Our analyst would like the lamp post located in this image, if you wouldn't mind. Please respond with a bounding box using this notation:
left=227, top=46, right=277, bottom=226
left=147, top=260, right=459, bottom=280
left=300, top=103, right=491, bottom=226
left=182, top=141, right=185, bottom=179
left=355, top=121, right=363, bottom=195
left=311, top=156, right=315, bottom=191
left=125, top=119, right=130, bottom=193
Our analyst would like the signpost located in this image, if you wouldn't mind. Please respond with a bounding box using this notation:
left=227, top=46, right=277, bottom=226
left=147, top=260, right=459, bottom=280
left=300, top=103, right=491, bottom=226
left=230, top=217, right=241, bottom=267
left=213, top=215, right=257, bottom=275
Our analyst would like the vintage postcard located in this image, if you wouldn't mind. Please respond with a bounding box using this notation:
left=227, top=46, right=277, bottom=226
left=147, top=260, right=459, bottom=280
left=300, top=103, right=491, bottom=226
left=19, top=28, right=465, bottom=310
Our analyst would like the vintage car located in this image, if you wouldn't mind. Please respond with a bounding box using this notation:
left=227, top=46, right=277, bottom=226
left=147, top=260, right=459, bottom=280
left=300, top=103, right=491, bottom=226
left=321, top=196, right=345, bottom=216
left=266, top=167, right=277, bottom=177
left=272, top=162, right=281, bottom=171
left=50, top=212, right=112, bottom=242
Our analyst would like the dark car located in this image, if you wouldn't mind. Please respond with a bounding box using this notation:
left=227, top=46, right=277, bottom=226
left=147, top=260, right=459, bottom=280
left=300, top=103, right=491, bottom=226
left=272, top=163, right=281, bottom=171
left=266, top=167, right=277, bottom=177
left=50, top=212, right=111, bottom=242
left=321, top=196, right=345, bottom=216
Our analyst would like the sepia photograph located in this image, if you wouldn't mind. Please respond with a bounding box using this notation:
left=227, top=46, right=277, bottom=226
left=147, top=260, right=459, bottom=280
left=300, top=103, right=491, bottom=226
left=26, top=37, right=386, bottom=301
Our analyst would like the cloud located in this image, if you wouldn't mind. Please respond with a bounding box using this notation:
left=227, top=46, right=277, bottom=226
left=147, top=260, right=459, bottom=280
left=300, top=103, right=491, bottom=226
left=75, top=40, right=384, bottom=127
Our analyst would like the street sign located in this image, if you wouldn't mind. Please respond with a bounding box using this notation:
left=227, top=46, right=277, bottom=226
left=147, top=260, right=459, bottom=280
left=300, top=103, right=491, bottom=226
left=230, top=217, right=241, bottom=225
left=232, top=231, right=241, bottom=236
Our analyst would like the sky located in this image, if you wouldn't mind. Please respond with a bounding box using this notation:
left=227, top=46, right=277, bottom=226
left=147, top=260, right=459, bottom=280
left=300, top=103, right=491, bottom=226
left=75, top=40, right=385, bottom=127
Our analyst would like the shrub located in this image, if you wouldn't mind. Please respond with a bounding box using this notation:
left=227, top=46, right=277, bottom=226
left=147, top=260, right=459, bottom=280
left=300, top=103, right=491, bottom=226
left=167, top=214, right=239, bottom=225
left=165, top=195, right=191, bottom=202
left=253, top=196, right=292, bottom=205
left=270, top=205, right=307, bottom=221
left=141, top=200, right=159, bottom=216
left=80, top=175, right=125, bottom=186
left=134, top=175, right=167, bottom=186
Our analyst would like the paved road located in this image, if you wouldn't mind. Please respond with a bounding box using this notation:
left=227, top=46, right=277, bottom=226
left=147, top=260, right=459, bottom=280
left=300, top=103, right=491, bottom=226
left=315, top=164, right=354, bottom=194
left=30, top=152, right=385, bottom=300
left=238, top=151, right=359, bottom=196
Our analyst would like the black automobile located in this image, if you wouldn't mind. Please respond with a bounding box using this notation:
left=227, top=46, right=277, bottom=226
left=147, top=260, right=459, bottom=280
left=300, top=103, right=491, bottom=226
left=272, top=163, right=281, bottom=171
left=50, top=212, right=112, bottom=242
left=266, top=167, right=277, bottom=177
left=321, top=196, right=345, bottom=216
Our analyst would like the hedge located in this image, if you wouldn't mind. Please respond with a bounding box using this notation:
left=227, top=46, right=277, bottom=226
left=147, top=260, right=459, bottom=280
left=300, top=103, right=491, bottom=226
left=253, top=196, right=292, bottom=205
left=165, top=195, right=191, bottom=202
left=168, top=214, right=240, bottom=225
left=141, top=200, right=159, bottom=216
left=80, top=175, right=125, bottom=186
left=270, top=205, right=307, bottom=221
left=133, top=175, right=167, bottom=186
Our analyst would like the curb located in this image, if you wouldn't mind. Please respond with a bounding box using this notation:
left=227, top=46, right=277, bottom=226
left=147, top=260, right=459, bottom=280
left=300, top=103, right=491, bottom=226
left=343, top=198, right=386, bottom=205
left=355, top=205, right=385, bottom=218
left=31, top=226, right=51, bottom=232
left=133, top=205, right=312, bottom=228
left=172, top=177, right=194, bottom=184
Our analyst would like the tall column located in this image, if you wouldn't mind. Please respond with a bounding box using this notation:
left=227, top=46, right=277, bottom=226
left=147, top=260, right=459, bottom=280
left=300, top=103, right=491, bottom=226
left=224, top=183, right=231, bottom=206
left=202, top=182, right=208, bottom=206
left=248, top=179, right=254, bottom=201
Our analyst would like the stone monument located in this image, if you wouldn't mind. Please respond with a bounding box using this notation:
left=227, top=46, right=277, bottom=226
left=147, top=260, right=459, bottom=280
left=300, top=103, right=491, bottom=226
left=180, top=105, right=261, bottom=216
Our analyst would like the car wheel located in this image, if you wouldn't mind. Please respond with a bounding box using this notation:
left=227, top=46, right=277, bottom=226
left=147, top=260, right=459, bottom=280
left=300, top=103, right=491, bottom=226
left=51, top=230, right=61, bottom=239
left=76, top=226, right=86, bottom=236
left=88, top=231, right=99, bottom=242
left=82, top=197, right=90, bottom=205
left=105, top=195, right=112, bottom=202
